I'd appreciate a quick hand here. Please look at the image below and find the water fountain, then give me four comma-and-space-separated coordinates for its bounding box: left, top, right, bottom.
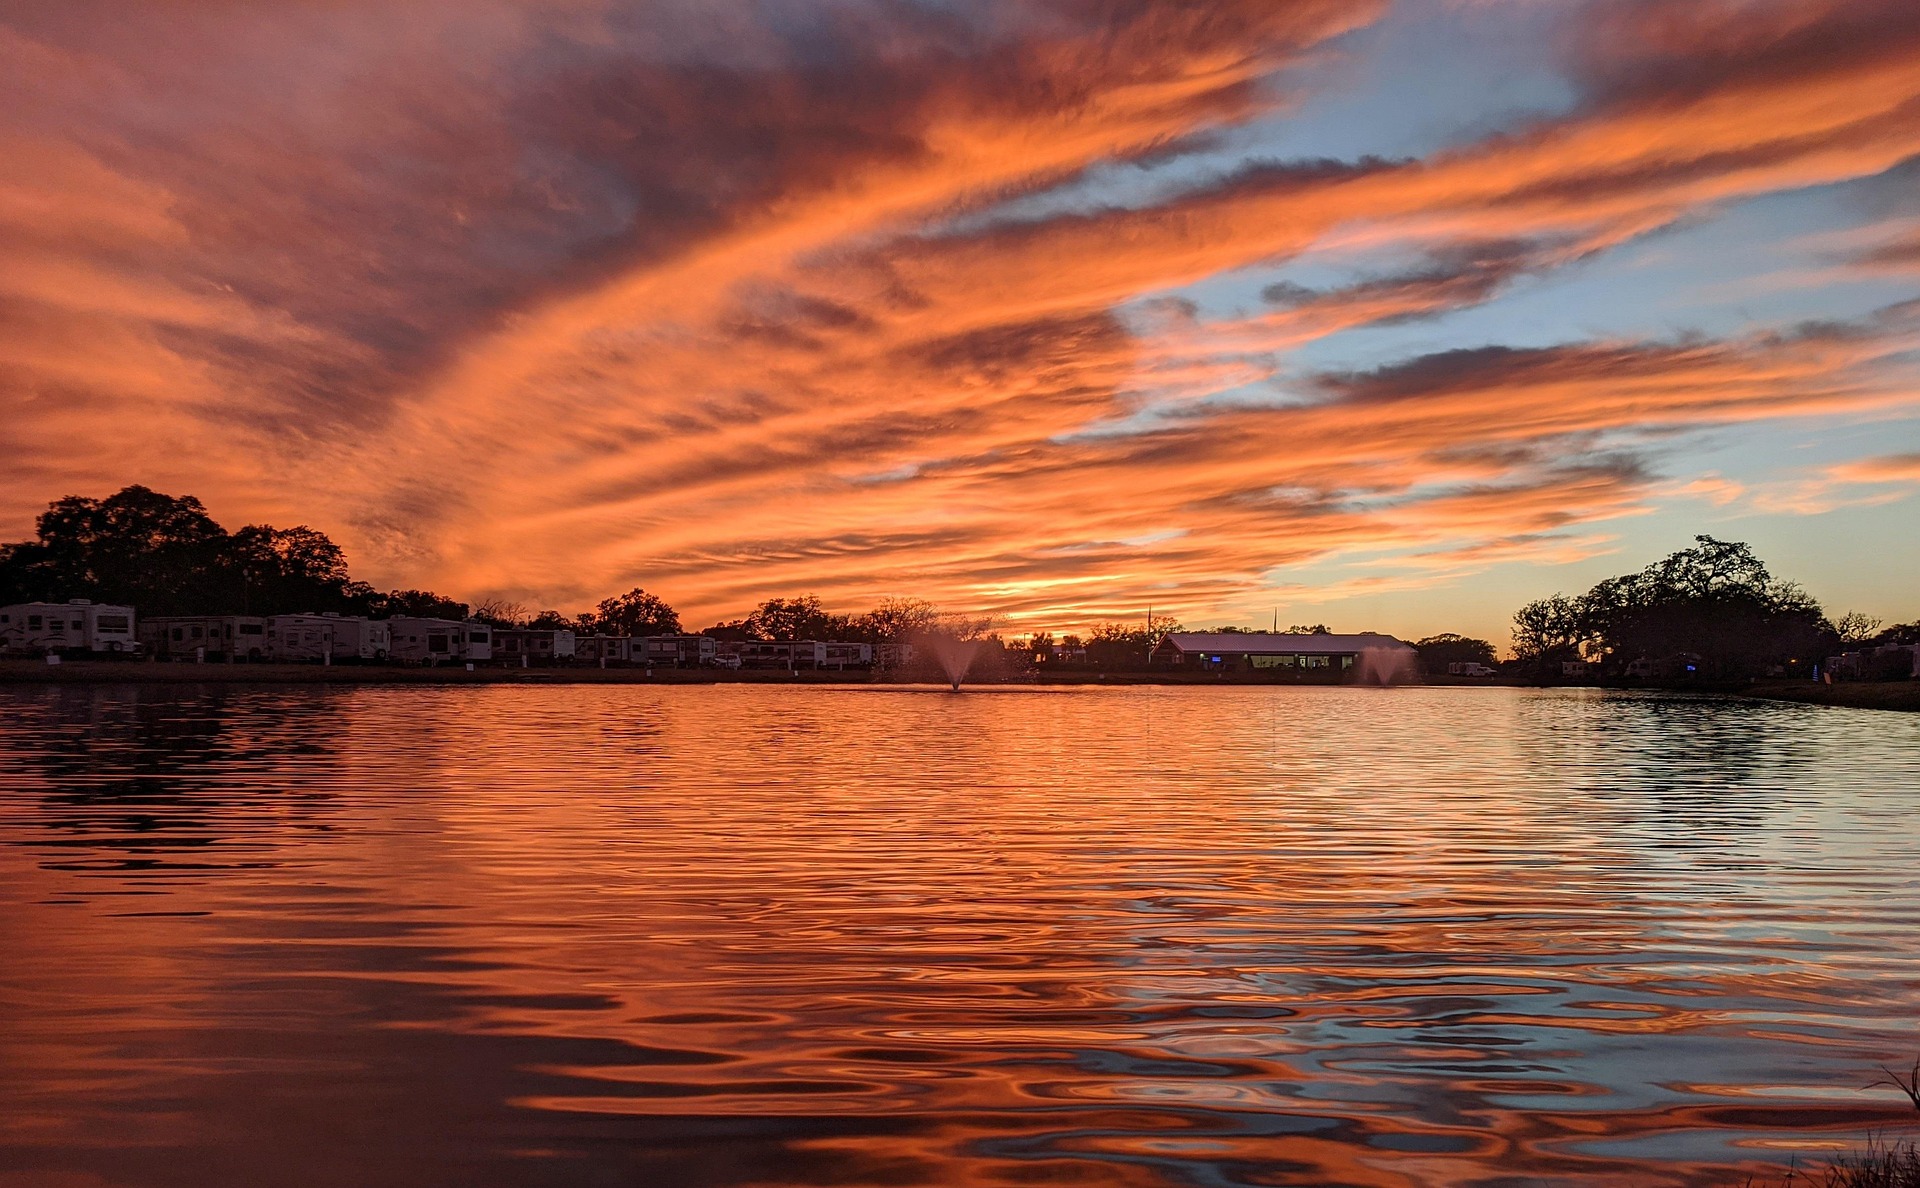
924, 634, 981, 691
1353, 646, 1419, 686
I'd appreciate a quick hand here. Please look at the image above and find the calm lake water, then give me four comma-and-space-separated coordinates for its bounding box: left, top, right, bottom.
3, 684, 1918, 1188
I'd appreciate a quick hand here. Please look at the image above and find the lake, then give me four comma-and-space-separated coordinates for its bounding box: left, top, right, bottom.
2, 684, 1918, 1187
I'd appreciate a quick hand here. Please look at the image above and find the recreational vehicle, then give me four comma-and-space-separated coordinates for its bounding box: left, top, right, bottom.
638, 635, 717, 667
492, 629, 577, 663
720, 640, 830, 669
461, 623, 493, 662
387, 617, 474, 664
575, 635, 633, 664
0, 600, 137, 655
141, 615, 269, 661
266, 614, 390, 662
820, 641, 872, 669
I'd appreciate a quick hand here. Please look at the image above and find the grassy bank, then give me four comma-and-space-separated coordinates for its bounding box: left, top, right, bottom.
1750, 1139, 1920, 1187
1743, 681, 1920, 713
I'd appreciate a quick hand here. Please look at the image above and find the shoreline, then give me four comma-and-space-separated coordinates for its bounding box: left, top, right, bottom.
1739, 680, 1920, 713
3, 661, 1914, 710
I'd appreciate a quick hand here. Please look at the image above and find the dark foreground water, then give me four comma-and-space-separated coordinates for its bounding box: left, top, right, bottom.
2, 685, 1918, 1188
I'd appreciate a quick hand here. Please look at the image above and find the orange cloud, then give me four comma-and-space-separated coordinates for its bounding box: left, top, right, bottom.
1, 0, 1917, 630
1828, 453, 1920, 483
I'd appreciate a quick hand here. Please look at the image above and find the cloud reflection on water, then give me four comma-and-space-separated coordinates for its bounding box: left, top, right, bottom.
1, 685, 1918, 1187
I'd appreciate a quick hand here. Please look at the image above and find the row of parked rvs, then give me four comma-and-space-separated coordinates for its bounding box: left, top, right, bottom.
0, 600, 877, 669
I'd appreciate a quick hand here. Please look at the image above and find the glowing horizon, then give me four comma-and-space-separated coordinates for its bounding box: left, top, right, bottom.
3, 1, 1916, 641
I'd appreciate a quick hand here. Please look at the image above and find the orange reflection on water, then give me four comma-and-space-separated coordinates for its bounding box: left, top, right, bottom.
2, 684, 1918, 1187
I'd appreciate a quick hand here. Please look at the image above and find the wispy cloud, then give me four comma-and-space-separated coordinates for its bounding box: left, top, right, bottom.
1, 0, 1917, 627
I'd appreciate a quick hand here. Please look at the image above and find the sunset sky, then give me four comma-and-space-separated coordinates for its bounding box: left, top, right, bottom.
2, 0, 1916, 641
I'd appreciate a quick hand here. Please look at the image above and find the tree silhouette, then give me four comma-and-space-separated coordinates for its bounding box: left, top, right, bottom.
595, 588, 681, 636
1413, 633, 1497, 671
1512, 536, 1835, 678
0, 485, 494, 619
856, 597, 940, 642
1086, 615, 1182, 670
744, 595, 832, 641
372, 589, 471, 621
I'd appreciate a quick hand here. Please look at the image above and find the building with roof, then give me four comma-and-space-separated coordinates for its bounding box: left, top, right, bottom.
1153, 631, 1417, 677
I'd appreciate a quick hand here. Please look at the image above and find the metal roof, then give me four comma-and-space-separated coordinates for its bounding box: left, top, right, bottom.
1160, 632, 1414, 655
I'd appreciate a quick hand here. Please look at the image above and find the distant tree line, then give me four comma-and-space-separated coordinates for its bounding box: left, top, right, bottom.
0, 486, 681, 631
14, 490, 1898, 682
2, 486, 387, 617
1510, 535, 1901, 680
0, 489, 1487, 674
0, 487, 991, 651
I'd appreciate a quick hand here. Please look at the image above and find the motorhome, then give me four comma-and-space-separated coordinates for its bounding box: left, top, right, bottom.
820, 641, 872, 669
266, 614, 390, 662
719, 640, 831, 669
492, 629, 577, 663
387, 617, 474, 664
0, 600, 137, 654
461, 623, 493, 662
576, 635, 633, 664
715, 639, 873, 670
638, 635, 717, 667
142, 615, 269, 661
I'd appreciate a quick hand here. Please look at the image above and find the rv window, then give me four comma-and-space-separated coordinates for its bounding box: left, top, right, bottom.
240, 623, 263, 635
98, 615, 130, 631
191, 625, 204, 638
50, 620, 65, 632
172, 628, 185, 641
469, 631, 486, 642
27, 615, 41, 629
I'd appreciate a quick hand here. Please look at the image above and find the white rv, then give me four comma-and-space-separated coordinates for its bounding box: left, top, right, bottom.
142, 616, 269, 661
575, 635, 633, 664
461, 623, 492, 662
492, 629, 577, 663
387, 617, 473, 664
720, 639, 830, 669
639, 635, 718, 667
266, 614, 391, 662
0, 600, 137, 654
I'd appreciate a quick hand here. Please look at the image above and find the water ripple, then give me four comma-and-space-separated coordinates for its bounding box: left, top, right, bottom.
2, 684, 1918, 1187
